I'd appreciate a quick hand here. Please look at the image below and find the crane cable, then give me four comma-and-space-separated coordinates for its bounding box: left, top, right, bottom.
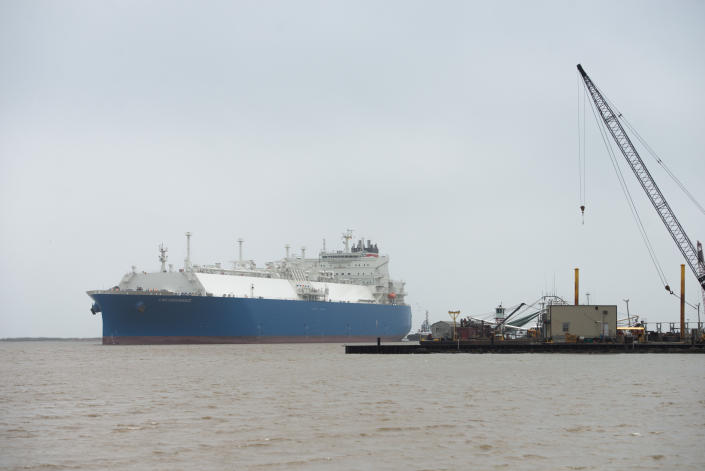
601, 95, 705, 217
577, 74, 587, 224
668, 290, 701, 310
601, 84, 705, 307
582, 81, 673, 294
471, 301, 530, 323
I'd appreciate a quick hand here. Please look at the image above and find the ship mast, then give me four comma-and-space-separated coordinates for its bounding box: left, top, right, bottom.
237, 238, 244, 266
158, 243, 168, 272
421, 310, 430, 332
342, 229, 353, 252
184, 232, 192, 271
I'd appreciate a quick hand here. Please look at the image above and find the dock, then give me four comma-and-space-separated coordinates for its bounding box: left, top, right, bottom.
345, 340, 705, 354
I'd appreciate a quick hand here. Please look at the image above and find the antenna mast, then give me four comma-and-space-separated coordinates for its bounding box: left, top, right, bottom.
158, 243, 168, 272
184, 232, 192, 271
342, 229, 353, 252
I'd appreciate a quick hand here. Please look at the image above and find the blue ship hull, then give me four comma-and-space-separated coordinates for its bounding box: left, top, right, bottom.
90, 293, 412, 344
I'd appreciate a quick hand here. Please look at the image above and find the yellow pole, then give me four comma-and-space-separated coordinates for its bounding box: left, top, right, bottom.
574, 268, 579, 306
681, 264, 686, 340
448, 311, 460, 341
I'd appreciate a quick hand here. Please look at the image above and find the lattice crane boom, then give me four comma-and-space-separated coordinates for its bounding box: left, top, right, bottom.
577, 64, 705, 291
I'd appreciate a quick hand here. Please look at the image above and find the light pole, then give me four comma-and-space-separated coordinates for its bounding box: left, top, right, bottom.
448, 311, 460, 341
687, 318, 690, 340
586, 292, 591, 305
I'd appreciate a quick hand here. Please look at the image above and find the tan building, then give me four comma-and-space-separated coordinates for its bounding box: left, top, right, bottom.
548, 305, 617, 341
431, 321, 454, 340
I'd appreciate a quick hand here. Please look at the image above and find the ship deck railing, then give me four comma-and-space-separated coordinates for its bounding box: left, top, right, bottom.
88, 288, 409, 306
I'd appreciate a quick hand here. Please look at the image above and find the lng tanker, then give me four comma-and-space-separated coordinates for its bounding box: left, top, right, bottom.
87, 231, 411, 344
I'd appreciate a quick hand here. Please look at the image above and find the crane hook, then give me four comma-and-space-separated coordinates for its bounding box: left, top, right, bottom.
580, 205, 585, 225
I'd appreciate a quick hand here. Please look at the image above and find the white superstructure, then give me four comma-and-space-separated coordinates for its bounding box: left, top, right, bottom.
110, 231, 407, 305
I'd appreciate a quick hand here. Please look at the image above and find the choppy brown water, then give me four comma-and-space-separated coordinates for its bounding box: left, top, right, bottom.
1, 341, 703, 470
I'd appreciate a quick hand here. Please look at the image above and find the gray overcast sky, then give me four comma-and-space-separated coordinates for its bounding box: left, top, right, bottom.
1, 0, 704, 337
